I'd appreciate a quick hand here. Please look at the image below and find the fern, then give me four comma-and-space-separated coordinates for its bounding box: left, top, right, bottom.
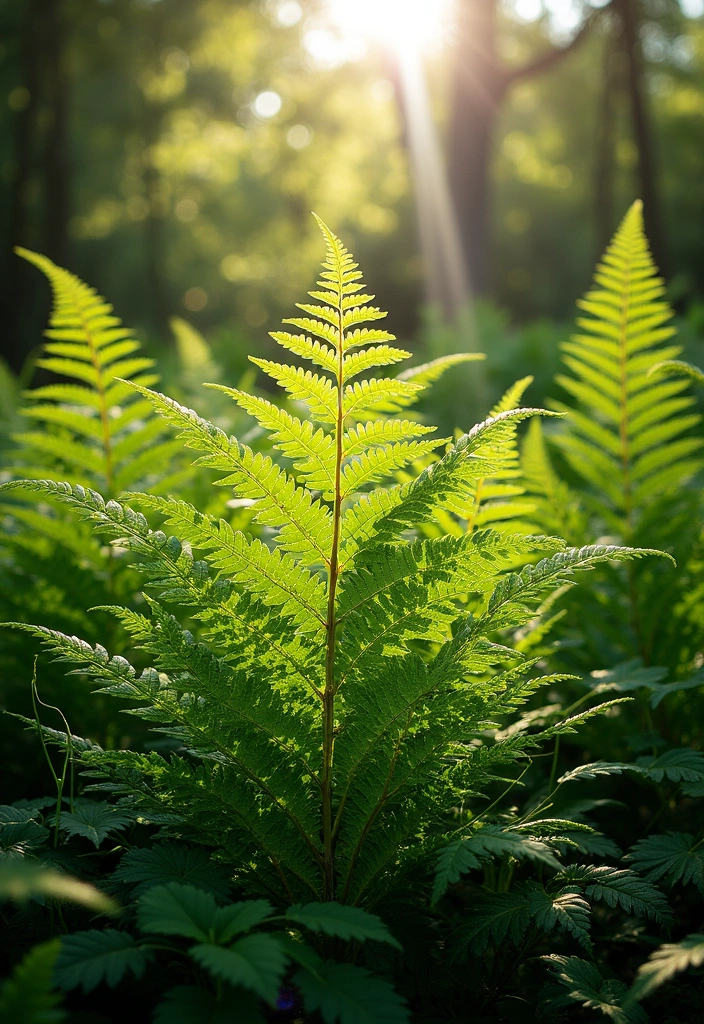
11, 248, 180, 495
552, 201, 702, 525
527, 201, 704, 674
630, 933, 704, 1001
3, 218, 655, 910
627, 833, 704, 894
544, 955, 647, 1024
451, 881, 592, 958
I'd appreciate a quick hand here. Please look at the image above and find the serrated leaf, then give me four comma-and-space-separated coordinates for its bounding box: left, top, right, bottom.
112, 843, 231, 898
137, 882, 217, 941
433, 825, 561, 903
190, 934, 287, 1004
635, 749, 704, 784
557, 864, 671, 924
285, 903, 401, 948
558, 762, 641, 785
59, 802, 133, 848
55, 930, 151, 992
544, 955, 648, 1024
627, 833, 704, 893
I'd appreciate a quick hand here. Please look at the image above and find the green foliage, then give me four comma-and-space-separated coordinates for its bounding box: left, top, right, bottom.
56, 931, 152, 993
0, 940, 65, 1024
112, 842, 231, 898
295, 962, 410, 1024
1, 218, 652, 918
11, 248, 180, 495
627, 833, 704, 894
555, 865, 671, 925
544, 955, 647, 1024
552, 200, 702, 526
58, 881, 409, 1022
58, 800, 133, 848
432, 824, 562, 904
630, 933, 704, 1001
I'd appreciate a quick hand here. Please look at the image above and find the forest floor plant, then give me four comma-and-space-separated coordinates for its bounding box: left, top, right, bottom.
1, 212, 701, 1022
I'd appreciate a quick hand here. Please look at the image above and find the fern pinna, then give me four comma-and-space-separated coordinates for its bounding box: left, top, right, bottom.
3, 218, 657, 906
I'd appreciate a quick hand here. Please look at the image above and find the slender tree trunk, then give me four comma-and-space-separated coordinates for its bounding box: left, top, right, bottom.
448, 0, 506, 297
43, 0, 70, 268
618, 0, 667, 271
3, 0, 42, 372
137, 3, 170, 335
594, 34, 617, 257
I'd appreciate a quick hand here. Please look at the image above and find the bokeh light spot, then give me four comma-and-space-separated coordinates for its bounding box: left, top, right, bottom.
276, 1, 303, 27
253, 90, 282, 119
175, 198, 199, 222
287, 124, 313, 149
184, 287, 208, 311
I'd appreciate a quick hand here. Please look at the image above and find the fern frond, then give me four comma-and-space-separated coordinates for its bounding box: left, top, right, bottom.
627, 833, 704, 894
12, 248, 172, 496
341, 408, 557, 558
556, 864, 671, 924
248, 359, 338, 423
205, 386, 337, 496
125, 387, 334, 567
544, 956, 648, 1024
269, 332, 338, 374
451, 882, 591, 959
397, 352, 485, 387
630, 933, 704, 1001
552, 201, 703, 525
127, 493, 328, 631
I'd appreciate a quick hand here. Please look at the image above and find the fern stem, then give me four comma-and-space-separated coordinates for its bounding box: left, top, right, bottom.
321, 277, 346, 901
71, 279, 114, 494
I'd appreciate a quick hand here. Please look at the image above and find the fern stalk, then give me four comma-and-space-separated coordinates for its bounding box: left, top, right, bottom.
322, 235, 347, 902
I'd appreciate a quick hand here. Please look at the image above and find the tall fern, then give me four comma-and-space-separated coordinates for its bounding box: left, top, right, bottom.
3, 218, 654, 905
11, 249, 185, 496
526, 202, 704, 671
551, 200, 702, 533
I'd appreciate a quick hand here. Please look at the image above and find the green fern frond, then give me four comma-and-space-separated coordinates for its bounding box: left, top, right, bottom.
627, 832, 704, 894
630, 933, 704, 1001
544, 956, 648, 1024
12, 248, 174, 496
552, 201, 703, 526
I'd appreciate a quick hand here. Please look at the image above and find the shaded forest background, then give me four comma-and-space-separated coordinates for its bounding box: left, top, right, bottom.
1, 0, 703, 387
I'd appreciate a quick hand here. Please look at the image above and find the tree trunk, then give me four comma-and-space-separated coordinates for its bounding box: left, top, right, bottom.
448, 0, 506, 298
43, 0, 70, 268
618, 0, 667, 272
3, 0, 42, 372
594, 33, 618, 258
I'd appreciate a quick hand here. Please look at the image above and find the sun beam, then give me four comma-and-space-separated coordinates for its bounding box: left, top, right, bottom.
327, 0, 454, 53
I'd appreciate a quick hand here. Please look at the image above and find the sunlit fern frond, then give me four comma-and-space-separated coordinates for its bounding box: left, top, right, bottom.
11, 248, 182, 496
552, 201, 703, 533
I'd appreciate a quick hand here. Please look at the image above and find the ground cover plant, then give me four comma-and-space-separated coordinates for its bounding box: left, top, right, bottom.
1, 207, 703, 1022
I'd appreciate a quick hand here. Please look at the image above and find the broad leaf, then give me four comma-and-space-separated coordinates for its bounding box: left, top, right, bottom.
55, 930, 151, 992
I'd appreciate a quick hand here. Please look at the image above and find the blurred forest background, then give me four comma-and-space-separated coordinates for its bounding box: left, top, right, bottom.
1, 0, 703, 413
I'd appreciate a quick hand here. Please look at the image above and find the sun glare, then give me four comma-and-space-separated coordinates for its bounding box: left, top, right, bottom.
327, 0, 454, 53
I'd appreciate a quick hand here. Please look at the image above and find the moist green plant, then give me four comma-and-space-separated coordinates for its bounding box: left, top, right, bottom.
1, 217, 655, 913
